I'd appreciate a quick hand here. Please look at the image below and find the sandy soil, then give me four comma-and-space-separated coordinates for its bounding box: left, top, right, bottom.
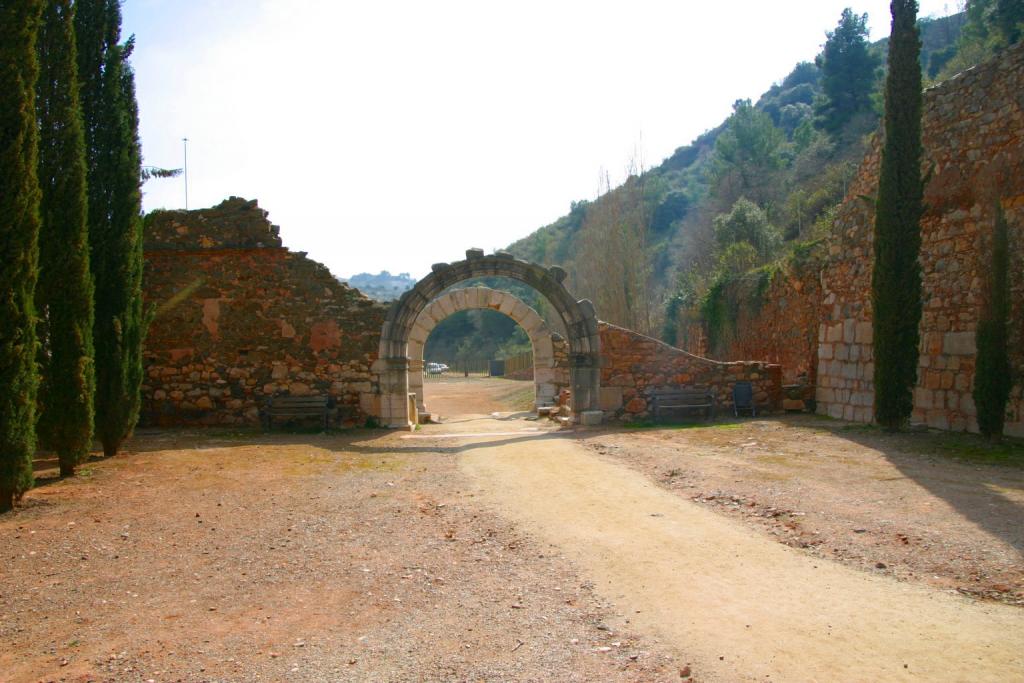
458, 424, 1024, 682
422, 376, 535, 420
584, 417, 1024, 605
4, 378, 1023, 682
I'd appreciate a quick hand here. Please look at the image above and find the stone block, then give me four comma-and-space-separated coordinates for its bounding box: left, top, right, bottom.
510, 301, 532, 324
854, 321, 873, 344
826, 322, 843, 343
843, 319, 856, 344
915, 387, 933, 409
624, 397, 647, 413
834, 344, 849, 361
926, 411, 950, 431
409, 322, 429, 345
954, 373, 970, 392
947, 391, 960, 410
523, 315, 547, 338
533, 364, 555, 381
943, 331, 975, 356
599, 386, 624, 411
498, 295, 518, 316
579, 410, 604, 426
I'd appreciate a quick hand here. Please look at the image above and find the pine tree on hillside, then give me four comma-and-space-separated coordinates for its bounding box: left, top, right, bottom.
995, 0, 1023, 45
872, 0, 924, 431
816, 9, 881, 134
36, 0, 95, 477
0, 0, 44, 512
75, 0, 146, 456
973, 203, 1012, 441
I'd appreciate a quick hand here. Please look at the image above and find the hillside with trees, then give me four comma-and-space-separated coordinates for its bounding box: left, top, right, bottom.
506, 3, 1018, 349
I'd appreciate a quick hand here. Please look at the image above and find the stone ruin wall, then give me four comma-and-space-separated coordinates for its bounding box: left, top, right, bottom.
816, 42, 1024, 435
714, 44, 1024, 435
141, 196, 783, 428
700, 258, 823, 389
142, 197, 387, 427
598, 323, 782, 421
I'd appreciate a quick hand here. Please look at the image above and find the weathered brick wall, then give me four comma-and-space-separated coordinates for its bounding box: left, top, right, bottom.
142, 198, 387, 427
598, 322, 782, 421
815, 43, 1024, 435
704, 256, 823, 386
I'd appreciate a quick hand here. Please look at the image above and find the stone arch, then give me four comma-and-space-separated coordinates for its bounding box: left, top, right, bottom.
375, 249, 600, 428
408, 287, 560, 417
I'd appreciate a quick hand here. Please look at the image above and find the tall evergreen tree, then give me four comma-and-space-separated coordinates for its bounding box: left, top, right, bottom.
0, 0, 44, 512
872, 0, 924, 431
75, 0, 145, 456
973, 203, 1012, 441
36, 0, 95, 476
815, 9, 881, 133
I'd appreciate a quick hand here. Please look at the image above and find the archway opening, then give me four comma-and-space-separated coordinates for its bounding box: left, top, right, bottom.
376, 250, 600, 428
421, 308, 537, 421
404, 286, 565, 422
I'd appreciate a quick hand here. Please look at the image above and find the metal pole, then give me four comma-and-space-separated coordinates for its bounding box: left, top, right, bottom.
183, 137, 189, 209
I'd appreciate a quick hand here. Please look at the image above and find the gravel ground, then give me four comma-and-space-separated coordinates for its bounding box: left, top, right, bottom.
1, 428, 684, 683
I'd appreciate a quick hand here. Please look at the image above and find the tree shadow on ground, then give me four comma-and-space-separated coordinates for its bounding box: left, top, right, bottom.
580, 413, 1024, 557
805, 420, 1024, 555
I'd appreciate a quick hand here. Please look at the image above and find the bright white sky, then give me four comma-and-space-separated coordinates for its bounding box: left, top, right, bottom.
124, 0, 955, 280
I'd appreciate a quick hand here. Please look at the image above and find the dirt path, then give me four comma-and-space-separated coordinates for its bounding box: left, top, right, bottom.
6, 379, 1022, 681
428, 419, 1024, 681
1, 426, 681, 682
422, 376, 535, 419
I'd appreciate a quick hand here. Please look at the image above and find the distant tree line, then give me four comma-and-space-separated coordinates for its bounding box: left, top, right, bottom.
1, 0, 146, 512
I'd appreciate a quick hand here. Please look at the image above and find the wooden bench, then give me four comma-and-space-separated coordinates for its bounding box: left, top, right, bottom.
261, 395, 335, 430
651, 388, 716, 422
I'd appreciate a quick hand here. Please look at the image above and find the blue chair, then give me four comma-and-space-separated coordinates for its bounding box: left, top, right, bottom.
733, 381, 756, 417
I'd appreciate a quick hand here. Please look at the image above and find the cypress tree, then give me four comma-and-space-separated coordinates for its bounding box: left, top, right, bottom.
36, 0, 95, 477
0, 0, 44, 512
872, 0, 924, 431
75, 1, 145, 456
973, 203, 1011, 441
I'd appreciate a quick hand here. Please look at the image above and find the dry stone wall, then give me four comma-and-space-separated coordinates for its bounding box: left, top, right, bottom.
598, 322, 782, 421
816, 42, 1024, 435
142, 198, 387, 427
703, 257, 823, 387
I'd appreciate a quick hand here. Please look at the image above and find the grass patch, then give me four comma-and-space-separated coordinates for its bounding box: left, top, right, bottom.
922, 433, 1024, 467
837, 423, 880, 433
822, 420, 1024, 467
